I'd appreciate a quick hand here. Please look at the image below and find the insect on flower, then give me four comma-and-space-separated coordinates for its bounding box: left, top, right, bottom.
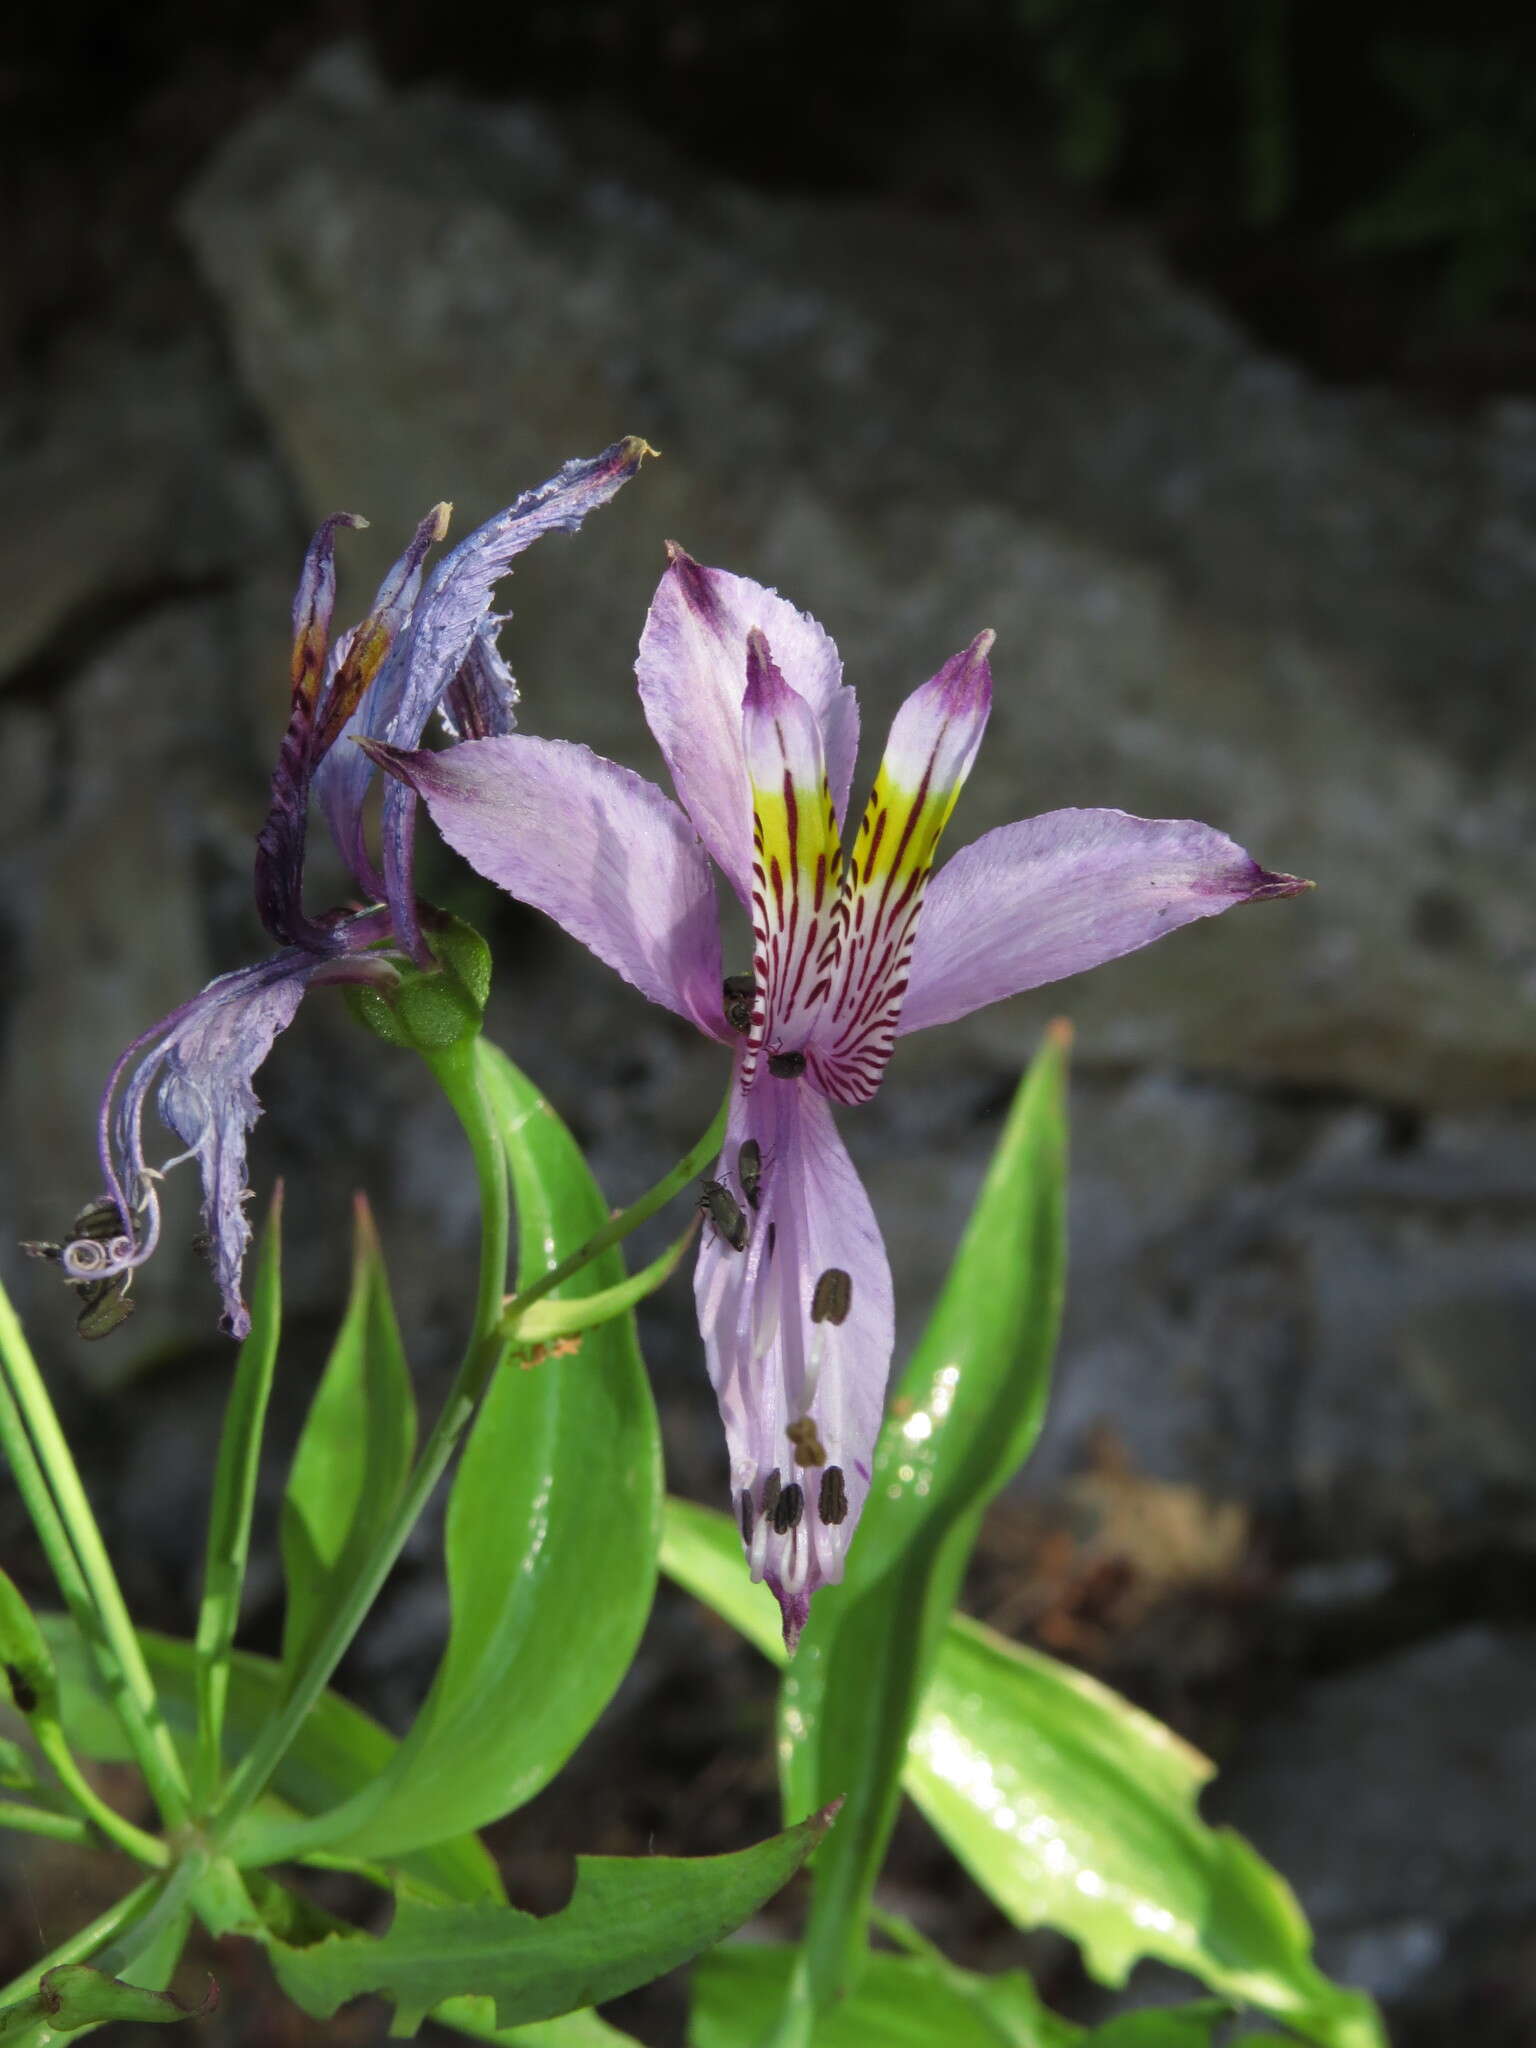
699, 1178, 749, 1252
371, 545, 1309, 1644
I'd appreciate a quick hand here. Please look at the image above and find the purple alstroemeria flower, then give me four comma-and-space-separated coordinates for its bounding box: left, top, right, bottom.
370, 549, 1308, 1645
44, 441, 649, 1339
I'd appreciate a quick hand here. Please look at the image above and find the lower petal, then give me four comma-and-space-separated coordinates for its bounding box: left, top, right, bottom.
694, 1076, 894, 1649
899, 808, 1311, 1036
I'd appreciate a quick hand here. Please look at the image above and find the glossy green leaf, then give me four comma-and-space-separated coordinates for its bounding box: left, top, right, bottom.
507, 1218, 698, 1349
280, 1195, 417, 1679
193, 1195, 282, 1803
692, 1945, 1079, 2048
268, 1806, 835, 2034
242, 1044, 664, 1864
38, 1615, 499, 1905
661, 1501, 1385, 2048
780, 1027, 1070, 2011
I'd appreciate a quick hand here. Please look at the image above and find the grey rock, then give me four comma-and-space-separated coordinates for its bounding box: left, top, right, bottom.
180, 45, 1536, 1108
1209, 1627, 1536, 1945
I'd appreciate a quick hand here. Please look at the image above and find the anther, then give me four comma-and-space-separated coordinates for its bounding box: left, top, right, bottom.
760, 1467, 783, 1521
819, 1466, 848, 1525
739, 1488, 755, 1545
768, 1050, 806, 1080
810, 1267, 852, 1326
772, 1481, 805, 1534
787, 1416, 827, 1468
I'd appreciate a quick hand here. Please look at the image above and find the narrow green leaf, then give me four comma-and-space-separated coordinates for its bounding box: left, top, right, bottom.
38, 1614, 499, 1905
780, 1026, 1070, 2009
692, 1946, 1080, 2048
280, 1195, 417, 1678
193, 1194, 283, 1803
268, 1807, 836, 2035
247, 1043, 664, 1863
662, 1502, 1385, 2048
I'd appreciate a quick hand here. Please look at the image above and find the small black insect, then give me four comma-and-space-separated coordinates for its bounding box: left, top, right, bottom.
737, 1139, 763, 1210
698, 1178, 748, 1252
818, 1466, 849, 1525
5, 1662, 38, 1714
22, 1196, 128, 1269
722, 972, 755, 1036
73, 1275, 136, 1341
810, 1267, 852, 1326
767, 1050, 806, 1080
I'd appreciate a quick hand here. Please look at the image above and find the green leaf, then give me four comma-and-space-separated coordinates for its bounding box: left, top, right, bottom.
661, 1501, 1386, 2048
193, 1194, 282, 1803
38, 1614, 499, 1905
241, 1045, 664, 1864
268, 1807, 836, 2035
692, 1945, 1080, 2048
507, 1218, 698, 1349
779, 1026, 1070, 2009
1081, 2011, 1225, 2047
280, 1195, 417, 1678
434, 1996, 643, 2046
5, 1964, 214, 2035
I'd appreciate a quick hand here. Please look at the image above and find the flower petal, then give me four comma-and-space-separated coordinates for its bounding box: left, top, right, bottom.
899, 808, 1312, 1035
636, 550, 858, 902
369, 735, 723, 1035
695, 1075, 894, 1650
312, 438, 652, 948
809, 632, 992, 1104
740, 631, 845, 1088
94, 952, 319, 1338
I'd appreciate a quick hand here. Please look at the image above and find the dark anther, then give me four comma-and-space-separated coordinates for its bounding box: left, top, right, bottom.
737, 1139, 763, 1210
723, 972, 755, 1035
4, 1663, 37, 1715
787, 1416, 827, 1467
760, 1467, 783, 1520
772, 1481, 805, 1534
767, 1222, 777, 1258
698, 1178, 748, 1251
819, 1466, 848, 1525
768, 1050, 806, 1079
739, 1488, 755, 1545
810, 1267, 852, 1326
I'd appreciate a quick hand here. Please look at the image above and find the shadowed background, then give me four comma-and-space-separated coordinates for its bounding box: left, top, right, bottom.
3, 6, 1535, 2041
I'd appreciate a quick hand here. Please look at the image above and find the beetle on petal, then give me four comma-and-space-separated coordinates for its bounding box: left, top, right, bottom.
371, 546, 1309, 1646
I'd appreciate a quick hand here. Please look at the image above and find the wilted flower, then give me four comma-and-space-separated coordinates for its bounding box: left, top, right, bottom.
370, 549, 1310, 1645
36, 441, 648, 1338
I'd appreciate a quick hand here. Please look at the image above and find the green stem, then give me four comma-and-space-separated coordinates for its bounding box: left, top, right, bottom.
205, 1037, 511, 1851
0, 1284, 189, 1831
29, 1727, 169, 1867
0, 1800, 95, 1847
499, 1083, 731, 1330
0, 1877, 158, 2011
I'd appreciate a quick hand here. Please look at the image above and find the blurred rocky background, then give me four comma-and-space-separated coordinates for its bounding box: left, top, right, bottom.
3, 6, 1536, 2042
